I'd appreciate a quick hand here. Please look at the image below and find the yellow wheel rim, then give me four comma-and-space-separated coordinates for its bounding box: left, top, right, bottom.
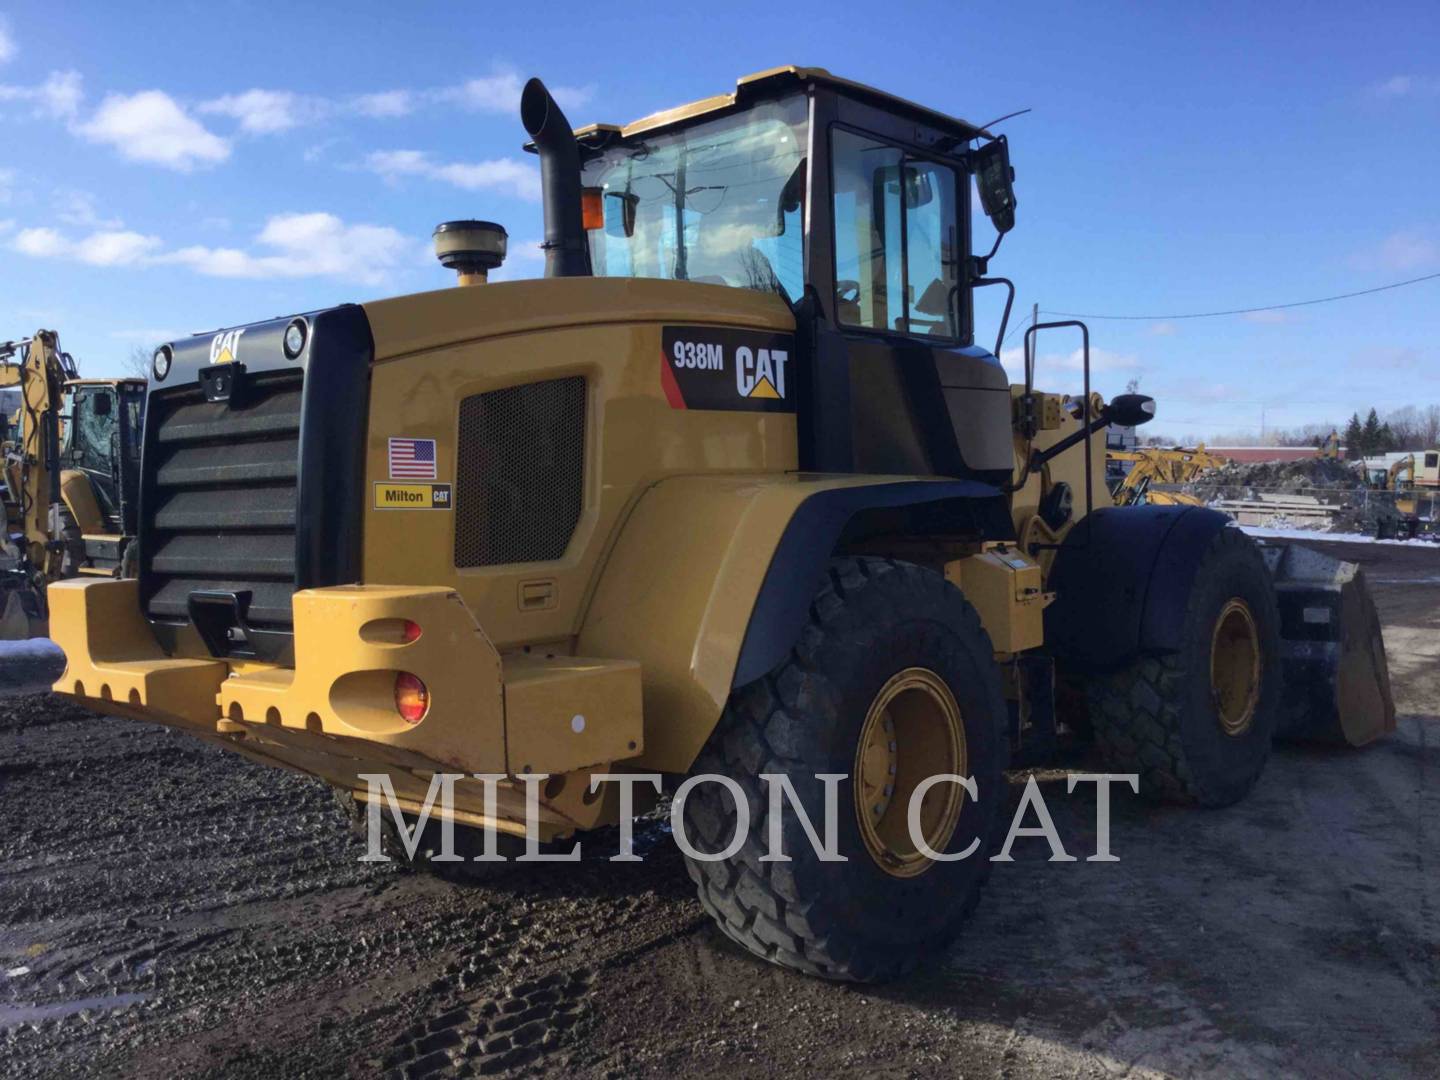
854, 668, 967, 879
1210, 598, 1261, 737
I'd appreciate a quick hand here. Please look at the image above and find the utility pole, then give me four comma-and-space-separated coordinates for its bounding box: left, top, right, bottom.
1027, 302, 1038, 382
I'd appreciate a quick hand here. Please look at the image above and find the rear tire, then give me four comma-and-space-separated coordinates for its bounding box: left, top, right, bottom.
1087, 528, 1281, 806
681, 557, 1009, 982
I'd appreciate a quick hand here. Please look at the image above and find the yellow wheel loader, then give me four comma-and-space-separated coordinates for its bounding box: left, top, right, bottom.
0, 332, 145, 636
50, 68, 1394, 982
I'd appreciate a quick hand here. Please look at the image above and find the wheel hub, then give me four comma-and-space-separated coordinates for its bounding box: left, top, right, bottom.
854, 668, 967, 878
1210, 598, 1261, 737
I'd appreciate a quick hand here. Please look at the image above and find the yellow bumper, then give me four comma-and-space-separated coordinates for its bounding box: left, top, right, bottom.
50, 580, 643, 834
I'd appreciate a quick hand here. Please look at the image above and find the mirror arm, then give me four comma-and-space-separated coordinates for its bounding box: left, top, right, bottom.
1027, 410, 1112, 473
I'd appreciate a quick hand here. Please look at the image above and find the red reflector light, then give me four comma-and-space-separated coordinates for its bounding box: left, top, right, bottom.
394, 672, 428, 724
402, 620, 422, 643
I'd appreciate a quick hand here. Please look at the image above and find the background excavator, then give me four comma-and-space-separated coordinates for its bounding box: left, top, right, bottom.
0, 330, 145, 637
1108, 444, 1227, 506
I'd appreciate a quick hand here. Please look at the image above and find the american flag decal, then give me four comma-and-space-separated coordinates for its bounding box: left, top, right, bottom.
388, 437, 437, 480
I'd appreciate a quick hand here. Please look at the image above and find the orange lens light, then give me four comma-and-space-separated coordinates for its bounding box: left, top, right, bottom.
581, 187, 604, 231
394, 672, 429, 724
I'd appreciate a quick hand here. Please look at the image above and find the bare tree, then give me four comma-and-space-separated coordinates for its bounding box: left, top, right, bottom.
122, 346, 152, 380
1423, 405, 1440, 448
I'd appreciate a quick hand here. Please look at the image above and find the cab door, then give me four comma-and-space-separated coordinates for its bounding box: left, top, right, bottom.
63, 386, 122, 532
822, 126, 1013, 485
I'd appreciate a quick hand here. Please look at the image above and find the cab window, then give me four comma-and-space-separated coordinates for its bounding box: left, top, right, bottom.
831, 128, 961, 337
581, 95, 807, 300
68, 389, 118, 475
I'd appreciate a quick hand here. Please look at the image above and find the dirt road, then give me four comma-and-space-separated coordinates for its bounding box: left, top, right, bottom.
2, 537, 1436, 1078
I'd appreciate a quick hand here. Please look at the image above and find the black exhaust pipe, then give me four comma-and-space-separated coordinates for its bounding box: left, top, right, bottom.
521, 78, 590, 278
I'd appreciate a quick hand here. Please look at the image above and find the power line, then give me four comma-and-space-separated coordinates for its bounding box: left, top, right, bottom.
1043, 270, 1440, 321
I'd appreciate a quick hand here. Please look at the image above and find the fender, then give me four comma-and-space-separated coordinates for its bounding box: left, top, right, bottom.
1044, 504, 1233, 671
576, 475, 1006, 772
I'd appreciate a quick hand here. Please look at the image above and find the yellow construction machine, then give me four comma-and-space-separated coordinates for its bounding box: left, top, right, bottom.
49, 68, 1395, 982
1108, 444, 1226, 506
0, 331, 145, 636
1364, 453, 1438, 539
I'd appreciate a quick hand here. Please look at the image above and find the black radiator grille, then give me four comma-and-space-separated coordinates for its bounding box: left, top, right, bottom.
141, 372, 302, 629
454, 376, 586, 567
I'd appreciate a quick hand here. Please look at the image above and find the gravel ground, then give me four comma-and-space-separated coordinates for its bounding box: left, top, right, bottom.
1, 537, 1436, 1078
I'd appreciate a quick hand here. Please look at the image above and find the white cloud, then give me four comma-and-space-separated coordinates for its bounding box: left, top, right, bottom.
999, 345, 1140, 382
87, 230, 163, 265
13, 226, 69, 257
159, 212, 413, 285
1371, 74, 1440, 99
0, 69, 83, 120
1359, 347, 1422, 371
0, 218, 14, 235
39, 70, 82, 119
435, 69, 592, 114
110, 328, 183, 343
12, 226, 160, 265
54, 190, 122, 229
76, 90, 229, 170
0, 166, 12, 204
352, 90, 413, 118
365, 149, 538, 200
200, 89, 329, 134
487, 238, 545, 282
12, 211, 412, 285
0, 19, 14, 65
1351, 228, 1438, 273
1148, 321, 1178, 336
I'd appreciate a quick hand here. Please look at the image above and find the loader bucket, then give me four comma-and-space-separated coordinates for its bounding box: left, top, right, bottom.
1257, 541, 1395, 747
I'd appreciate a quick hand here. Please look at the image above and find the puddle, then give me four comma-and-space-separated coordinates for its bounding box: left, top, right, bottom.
0, 993, 146, 1027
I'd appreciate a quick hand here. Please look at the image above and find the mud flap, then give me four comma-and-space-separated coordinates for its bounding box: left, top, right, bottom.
1257, 542, 1395, 747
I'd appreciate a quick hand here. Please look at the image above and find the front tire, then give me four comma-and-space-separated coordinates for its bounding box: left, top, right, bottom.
681, 557, 1009, 983
1087, 528, 1281, 807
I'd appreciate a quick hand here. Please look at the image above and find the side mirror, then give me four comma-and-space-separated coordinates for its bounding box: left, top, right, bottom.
973, 135, 1017, 234
604, 191, 639, 238
1106, 393, 1156, 427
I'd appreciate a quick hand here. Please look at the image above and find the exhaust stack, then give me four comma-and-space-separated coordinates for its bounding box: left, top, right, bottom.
521, 77, 590, 278
433, 220, 507, 286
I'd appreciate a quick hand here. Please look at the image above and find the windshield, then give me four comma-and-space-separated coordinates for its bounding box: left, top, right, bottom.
580, 95, 807, 299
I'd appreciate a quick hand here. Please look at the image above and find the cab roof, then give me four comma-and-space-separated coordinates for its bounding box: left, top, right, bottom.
66, 377, 146, 388
568, 66, 995, 145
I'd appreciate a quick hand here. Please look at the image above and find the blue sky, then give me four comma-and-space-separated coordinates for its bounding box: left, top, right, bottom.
1, 1, 1437, 440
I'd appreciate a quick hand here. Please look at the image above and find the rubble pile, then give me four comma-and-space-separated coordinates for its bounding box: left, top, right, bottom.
1204, 456, 1362, 496
1187, 457, 1427, 536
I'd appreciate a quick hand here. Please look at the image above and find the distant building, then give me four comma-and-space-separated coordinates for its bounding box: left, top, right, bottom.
1107, 425, 1138, 451
1203, 446, 1343, 464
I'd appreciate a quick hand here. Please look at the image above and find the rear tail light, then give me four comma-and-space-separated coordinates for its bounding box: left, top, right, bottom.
394, 672, 428, 724
401, 619, 422, 643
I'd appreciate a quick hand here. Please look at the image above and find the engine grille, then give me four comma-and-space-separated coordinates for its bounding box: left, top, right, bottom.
141, 371, 302, 631
454, 377, 585, 567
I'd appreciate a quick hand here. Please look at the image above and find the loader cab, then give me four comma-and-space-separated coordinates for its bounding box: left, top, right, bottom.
571, 67, 1016, 484
61, 378, 146, 537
